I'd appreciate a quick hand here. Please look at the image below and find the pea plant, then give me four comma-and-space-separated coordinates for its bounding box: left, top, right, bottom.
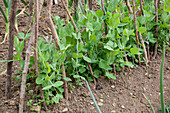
11, 0, 170, 111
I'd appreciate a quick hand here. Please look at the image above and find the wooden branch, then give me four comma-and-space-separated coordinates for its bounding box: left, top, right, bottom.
101, 0, 108, 34
5, 0, 17, 99
46, 0, 68, 100
125, 0, 133, 14
153, 0, 158, 59
34, 0, 47, 110
132, 0, 141, 65
139, 33, 148, 64
61, 0, 97, 88
19, 1, 43, 112
140, 0, 150, 61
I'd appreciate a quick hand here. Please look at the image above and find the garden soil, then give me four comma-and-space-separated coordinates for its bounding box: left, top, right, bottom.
0, 0, 170, 113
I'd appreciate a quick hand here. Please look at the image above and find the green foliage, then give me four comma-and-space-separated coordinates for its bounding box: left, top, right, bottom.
12, 0, 170, 108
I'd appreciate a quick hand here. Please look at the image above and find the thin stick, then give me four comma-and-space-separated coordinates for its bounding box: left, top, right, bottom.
139, 32, 148, 64
46, 0, 68, 100
5, 0, 17, 99
19, 1, 43, 112
61, 0, 97, 88
153, 0, 158, 59
101, 0, 108, 34
140, 0, 150, 61
132, 0, 141, 65
125, 0, 133, 14
34, 0, 47, 110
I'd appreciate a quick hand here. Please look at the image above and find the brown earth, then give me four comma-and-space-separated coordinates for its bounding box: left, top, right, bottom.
0, 0, 170, 113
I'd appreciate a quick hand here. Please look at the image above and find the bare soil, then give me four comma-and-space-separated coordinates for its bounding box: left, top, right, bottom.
0, 0, 170, 113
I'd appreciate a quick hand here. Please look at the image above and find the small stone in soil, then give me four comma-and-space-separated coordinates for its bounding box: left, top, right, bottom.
98, 102, 103, 106
62, 108, 68, 112
96, 84, 103, 90
111, 110, 116, 113
121, 105, 125, 109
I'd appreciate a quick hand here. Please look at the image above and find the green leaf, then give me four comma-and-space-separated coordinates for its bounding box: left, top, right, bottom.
93, 69, 101, 78
83, 56, 92, 63
36, 77, 44, 84
46, 62, 51, 74
19, 41, 25, 53
163, 0, 170, 12
124, 61, 134, 68
25, 33, 31, 39
79, 67, 86, 73
0, 60, 14, 62
18, 32, 25, 39
3, 0, 8, 8
95, 10, 103, 18
167, 47, 170, 50
147, 32, 157, 43
52, 94, 63, 103
50, 72, 55, 80
63, 77, 72, 81
86, 23, 93, 31
123, 29, 135, 37
93, 22, 101, 31
104, 45, 113, 51
78, 42, 83, 52
130, 47, 140, 55
105, 72, 116, 79
138, 27, 147, 34
0, 6, 8, 23
53, 81, 64, 87
42, 85, 52, 90
90, 34, 97, 43
99, 60, 111, 70
73, 75, 81, 78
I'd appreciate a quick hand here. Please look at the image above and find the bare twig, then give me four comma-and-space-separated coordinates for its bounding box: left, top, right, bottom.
132, 0, 141, 65
101, 0, 108, 34
5, 0, 17, 99
19, 1, 43, 113
34, 0, 47, 110
153, 0, 158, 59
140, 0, 150, 61
46, 0, 68, 100
89, 0, 92, 10
22, 0, 34, 61
61, 0, 97, 88
125, 0, 133, 14
139, 33, 148, 64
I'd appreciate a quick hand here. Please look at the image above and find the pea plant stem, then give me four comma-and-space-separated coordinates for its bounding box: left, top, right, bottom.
46, 0, 68, 100
5, 0, 17, 99
19, 1, 43, 112
34, 0, 47, 110
132, 0, 141, 65
61, 0, 97, 88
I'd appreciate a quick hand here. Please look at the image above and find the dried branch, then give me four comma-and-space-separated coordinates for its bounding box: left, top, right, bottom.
139, 33, 148, 64
61, 0, 97, 88
153, 0, 158, 59
101, 0, 108, 34
46, 0, 68, 100
5, 0, 17, 99
34, 0, 47, 110
132, 0, 141, 65
140, 0, 150, 61
19, 0, 43, 113
125, 0, 133, 14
